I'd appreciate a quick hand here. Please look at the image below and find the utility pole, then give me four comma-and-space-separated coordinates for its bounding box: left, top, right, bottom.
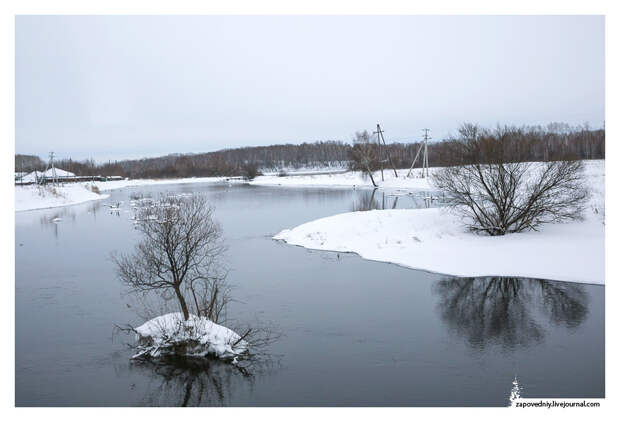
406, 143, 424, 178
373, 124, 384, 182
422, 129, 431, 178
374, 123, 398, 178
43, 151, 58, 185
372, 123, 398, 180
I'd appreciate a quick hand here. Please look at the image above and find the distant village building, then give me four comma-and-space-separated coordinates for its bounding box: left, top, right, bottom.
15, 168, 123, 185
18, 168, 76, 184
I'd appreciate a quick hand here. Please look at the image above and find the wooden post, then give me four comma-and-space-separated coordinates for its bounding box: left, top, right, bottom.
374, 124, 384, 182
406, 143, 424, 177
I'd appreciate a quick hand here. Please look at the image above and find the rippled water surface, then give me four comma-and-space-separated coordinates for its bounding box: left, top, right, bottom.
15, 183, 604, 406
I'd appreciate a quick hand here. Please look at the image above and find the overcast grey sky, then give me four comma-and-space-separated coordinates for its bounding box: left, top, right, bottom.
16, 15, 604, 161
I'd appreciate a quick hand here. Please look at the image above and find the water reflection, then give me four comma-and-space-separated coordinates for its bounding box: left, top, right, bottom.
351, 189, 444, 212
38, 208, 77, 239
128, 357, 257, 406
434, 277, 589, 350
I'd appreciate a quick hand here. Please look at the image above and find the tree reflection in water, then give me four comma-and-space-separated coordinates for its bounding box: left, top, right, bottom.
351, 189, 444, 212
434, 277, 589, 350
129, 356, 264, 406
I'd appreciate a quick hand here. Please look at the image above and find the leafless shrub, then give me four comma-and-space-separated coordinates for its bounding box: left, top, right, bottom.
88, 184, 101, 194
242, 163, 261, 181
432, 124, 589, 235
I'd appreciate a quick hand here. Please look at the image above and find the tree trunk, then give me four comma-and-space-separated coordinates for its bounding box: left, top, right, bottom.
174, 286, 190, 321
366, 167, 377, 187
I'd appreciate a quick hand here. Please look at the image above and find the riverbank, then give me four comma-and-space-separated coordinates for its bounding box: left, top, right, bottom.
250, 167, 434, 190
274, 160, 605, 284
14, 177, 226, 212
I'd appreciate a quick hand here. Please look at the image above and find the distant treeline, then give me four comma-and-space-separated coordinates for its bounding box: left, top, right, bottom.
15, 123, 604, 179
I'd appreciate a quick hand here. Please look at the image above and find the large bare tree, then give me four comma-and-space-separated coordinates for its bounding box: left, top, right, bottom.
114, 195, 228, 321
432, 124, 589, 235
349, 130, 379, 187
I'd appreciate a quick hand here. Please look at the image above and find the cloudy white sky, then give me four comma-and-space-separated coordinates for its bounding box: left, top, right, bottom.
16, 15, 604, 161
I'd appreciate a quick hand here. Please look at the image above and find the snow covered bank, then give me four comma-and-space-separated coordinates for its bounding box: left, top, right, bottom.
15, 176, 226, 212
15, 183, 110, 212
251, 167, 434, 190
274, 207, 604, 284
274, 160, 605, 284
253, 160, 605, 192
133, 313, 248, 361
94, 176, 227, 192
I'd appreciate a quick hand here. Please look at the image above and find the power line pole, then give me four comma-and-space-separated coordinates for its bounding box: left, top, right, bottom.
374, 123, 398, 178
373, 124, 384, 182
43, 151, 58, 185
422, 128, 431, 178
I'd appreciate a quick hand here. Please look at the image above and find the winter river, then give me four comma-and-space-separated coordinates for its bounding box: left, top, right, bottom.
15, 183, 604, 406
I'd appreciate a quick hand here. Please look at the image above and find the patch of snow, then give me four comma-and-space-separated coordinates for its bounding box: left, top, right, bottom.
133, 313, 247, 361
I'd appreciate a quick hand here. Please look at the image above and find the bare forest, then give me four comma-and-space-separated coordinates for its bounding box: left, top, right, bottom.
16, 123, 604, 179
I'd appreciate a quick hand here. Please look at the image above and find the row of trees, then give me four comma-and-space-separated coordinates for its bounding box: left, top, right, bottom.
16, 123, 604, 179
14, 154, 45, 173
350, 123, 604, 176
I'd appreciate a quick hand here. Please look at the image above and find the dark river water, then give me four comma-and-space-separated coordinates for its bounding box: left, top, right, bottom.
15, 183, 604, 406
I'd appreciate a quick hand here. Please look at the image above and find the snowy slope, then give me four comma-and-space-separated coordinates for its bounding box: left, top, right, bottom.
15, 183, 110, 212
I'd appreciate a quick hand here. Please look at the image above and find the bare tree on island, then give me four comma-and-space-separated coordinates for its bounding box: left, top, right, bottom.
113, 194, 279, 364
432, 124, 589, 236
350, 130, 379, 187
113, 195, 229, 322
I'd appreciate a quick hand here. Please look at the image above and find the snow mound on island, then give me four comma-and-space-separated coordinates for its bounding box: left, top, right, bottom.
133, 313, 248, 361
274, 207, 604, 284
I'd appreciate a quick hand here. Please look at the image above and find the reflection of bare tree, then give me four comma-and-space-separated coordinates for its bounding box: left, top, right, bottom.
352, 189, 380, 211
434, 277, 588, 350
351, 189, 402, 212
130, 356, 265, 406
351, 189, 445, 212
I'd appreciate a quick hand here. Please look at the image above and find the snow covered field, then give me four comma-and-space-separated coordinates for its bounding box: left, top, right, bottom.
274, 160, 605, 284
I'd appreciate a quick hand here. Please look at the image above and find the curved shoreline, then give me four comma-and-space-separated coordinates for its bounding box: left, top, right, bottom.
273, 208, 605, 285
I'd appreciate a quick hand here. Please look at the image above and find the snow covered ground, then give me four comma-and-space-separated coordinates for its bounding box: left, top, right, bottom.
15, 183, 111, 212
274, 160, 605, 284
15, 176, 226, 212
134, 313, 247, 361
251, 167, 435, 190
